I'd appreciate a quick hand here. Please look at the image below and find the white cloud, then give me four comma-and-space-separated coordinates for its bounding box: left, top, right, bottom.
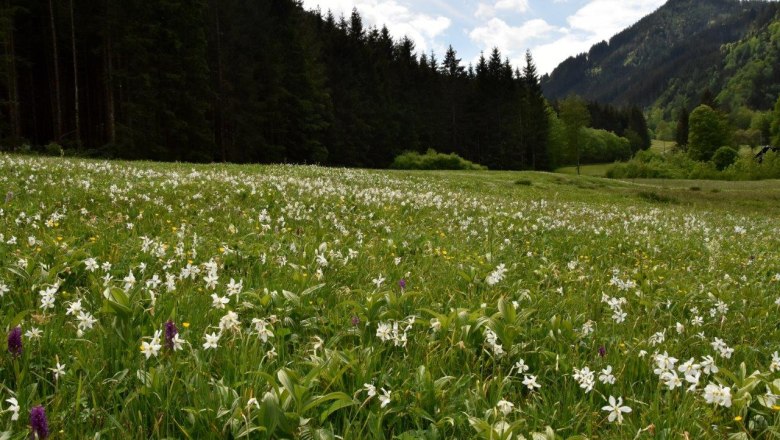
469, 18, 555, 57
529, 34, 595, 76
566, 0, 665, 42
301, 0, 451, 54
475, 0, 529, 19
495, 0, 529, 13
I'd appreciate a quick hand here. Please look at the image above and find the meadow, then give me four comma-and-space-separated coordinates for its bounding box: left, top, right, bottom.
1, 154, 779, 439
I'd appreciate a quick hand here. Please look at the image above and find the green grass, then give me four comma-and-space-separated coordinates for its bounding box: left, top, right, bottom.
1, 154, 780, 439
554, 163, 615, 177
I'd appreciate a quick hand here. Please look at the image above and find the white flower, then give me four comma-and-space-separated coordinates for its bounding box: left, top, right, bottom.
678, 358, 702, 384
372, 274, 385, 289
703, 383, 732, 407
203, 271, 219, 290
84, 258, 99, 272
203, 332, 220, 350
599, 366, 616, 385
172, 333, 185, 351
211, 293, 229, 309
219, 311, 240, 332
378, 388, 391, 408
363, 383, 377, 398
77, 311, 98, 333
25, 327, 42, 340
661, 370, 682, 390
226, 278, 243, 297
0, 281, 8, 297
140, 330, 162, 359
5, 397, 19, 421
123, 271, 136, 291
580, 320, 595, 336
573, 366, 595, 393
251, 318, 274, 343
496, 399, 514, 416
50, 361, 66, 380
486, 263, 507, 286
493, 421, 511, 436
512, 359, 530, 375
770, 351, 780, 373
66, 299, 83, 316
653, 352, 677, 375
701, 355, 719, 375
522, 374, 541, 391
376, 322, 393, 342
602, 395, 632, 424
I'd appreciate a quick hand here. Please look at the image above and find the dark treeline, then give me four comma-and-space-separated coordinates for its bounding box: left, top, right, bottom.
0, 0, 634, 169
586, 102, 651, 152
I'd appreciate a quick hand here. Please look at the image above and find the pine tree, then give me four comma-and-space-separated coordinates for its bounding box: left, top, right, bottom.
521, 50, 550, 170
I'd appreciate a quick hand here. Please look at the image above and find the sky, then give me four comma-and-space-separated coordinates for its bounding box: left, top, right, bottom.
299, 0, 668, 75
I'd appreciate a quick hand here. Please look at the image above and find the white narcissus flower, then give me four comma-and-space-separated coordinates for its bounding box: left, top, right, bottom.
496, 399, 514, 416
363, 383, 377, 398
704, 383, 732, 407
211, 293, 229, 309
140, 330, 162, 359
84, 257, 99, 272
522, 374, 541, 391
6, 397, 20, 421
378, 388, 391, 408
770, 351, 780, 373
50, 361, 66, 380
486, 263, 507, 286
599, 365, 616, 385
203, 332, 220, 350
602, 395, 632, 424
172, 333, 186, 351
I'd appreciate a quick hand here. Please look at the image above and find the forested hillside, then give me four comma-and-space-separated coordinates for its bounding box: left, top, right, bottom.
0, 0, 563, 170
542, 0, 780, 114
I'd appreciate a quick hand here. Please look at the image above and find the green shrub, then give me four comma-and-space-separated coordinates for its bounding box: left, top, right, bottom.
44, 142, 64, 157
607, 150, 780, 181
390, 149, 487, 170
580, 128, 632, 164
711, 146, 739, 171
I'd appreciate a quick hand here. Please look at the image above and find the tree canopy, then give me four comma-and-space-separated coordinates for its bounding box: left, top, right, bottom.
0, 0, 647, 171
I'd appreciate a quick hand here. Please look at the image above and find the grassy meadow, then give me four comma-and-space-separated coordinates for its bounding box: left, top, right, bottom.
1, 154, 780, 439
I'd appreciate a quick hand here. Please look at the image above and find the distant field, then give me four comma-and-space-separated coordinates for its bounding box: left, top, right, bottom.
554, 163, 614, 176
1, 155, 779, 439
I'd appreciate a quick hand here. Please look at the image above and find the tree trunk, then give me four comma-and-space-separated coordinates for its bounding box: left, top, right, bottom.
70, 0, 80, 147
213, 0, 225, 162
103, 0, 115, 146
49, 0, 62, 141
4, 0, 20, 141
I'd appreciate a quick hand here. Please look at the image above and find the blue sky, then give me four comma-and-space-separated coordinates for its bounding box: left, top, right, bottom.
300, 0, 667, 75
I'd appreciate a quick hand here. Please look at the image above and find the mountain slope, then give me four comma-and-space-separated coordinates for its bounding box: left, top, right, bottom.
541, 0, 780, 110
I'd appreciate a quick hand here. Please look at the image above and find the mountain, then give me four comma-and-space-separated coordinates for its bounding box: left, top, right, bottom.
541, 0, 780, 113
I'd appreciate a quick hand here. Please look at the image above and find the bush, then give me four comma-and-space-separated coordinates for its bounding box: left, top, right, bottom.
390, 149, 487, 170
711, 147, 739, 171
44, 142, 64, 157
580, 128, 632, 164
606, 150, 780, 180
